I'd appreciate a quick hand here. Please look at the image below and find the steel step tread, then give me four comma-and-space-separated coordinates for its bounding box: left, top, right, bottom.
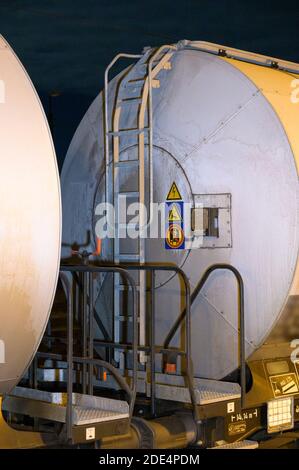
152, 375, 241, 405
73, 406, 128, 425
210, 440, 258, 449
5, 387, 129, 426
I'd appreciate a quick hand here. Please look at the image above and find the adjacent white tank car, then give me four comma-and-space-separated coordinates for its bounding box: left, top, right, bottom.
0, 36, 61, 394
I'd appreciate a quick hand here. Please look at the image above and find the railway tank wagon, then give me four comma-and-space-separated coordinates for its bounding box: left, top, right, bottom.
2, 37, 299, 449
61, 40, 299, 391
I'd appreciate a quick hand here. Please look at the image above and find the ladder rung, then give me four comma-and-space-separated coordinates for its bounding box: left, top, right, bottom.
138, 61, 155, 67
126, 78, 160, 88
114, 160, 139, 167
117, 98, 142, 106
117, 223, 139, 229
139, 60, 171, 70
118, 191, 139, 198
108, 128, 149, 137
118, 254, 140, 261
126, 77, 146, 84
115, 284, 140, 291
114, 315, 133, 322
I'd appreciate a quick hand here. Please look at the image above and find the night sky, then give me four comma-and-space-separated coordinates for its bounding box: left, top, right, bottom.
1, 0, 299, 169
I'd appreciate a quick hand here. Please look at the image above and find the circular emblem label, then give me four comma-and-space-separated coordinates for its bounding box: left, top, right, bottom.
165, 224, 184, 249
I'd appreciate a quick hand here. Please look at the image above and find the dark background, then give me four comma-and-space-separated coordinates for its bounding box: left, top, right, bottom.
1, 0, 299, 169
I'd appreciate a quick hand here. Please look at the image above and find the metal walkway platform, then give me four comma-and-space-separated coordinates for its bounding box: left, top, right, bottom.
210, 440, 258, 449
149, 374, 241, 405
3, 387, 129, 426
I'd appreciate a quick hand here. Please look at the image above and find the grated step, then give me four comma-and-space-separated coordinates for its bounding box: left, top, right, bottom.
152, 375, 241, 405
73, 406, 128, 425
5, 387, 129, 426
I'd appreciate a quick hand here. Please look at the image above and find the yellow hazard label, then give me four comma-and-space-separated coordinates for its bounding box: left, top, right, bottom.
166, 182, 182, 201
168, 203, 182, 222
165, 224, 184, 249
270, 373, 299, 397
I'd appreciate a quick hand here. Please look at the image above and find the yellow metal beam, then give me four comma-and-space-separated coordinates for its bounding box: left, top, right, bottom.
190, 40, 299, 74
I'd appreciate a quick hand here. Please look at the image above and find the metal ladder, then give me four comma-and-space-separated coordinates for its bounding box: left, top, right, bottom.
104, 45, 176, 364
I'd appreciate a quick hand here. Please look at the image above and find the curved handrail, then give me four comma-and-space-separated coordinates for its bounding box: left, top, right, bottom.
60, 264, 138, 438
147, 44, 176, 226
163, 263, 246, 407
118, 263, 198, 422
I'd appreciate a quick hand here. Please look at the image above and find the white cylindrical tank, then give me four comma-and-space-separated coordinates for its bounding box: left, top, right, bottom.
0, 36, 61, 394
61, 41, 299, 379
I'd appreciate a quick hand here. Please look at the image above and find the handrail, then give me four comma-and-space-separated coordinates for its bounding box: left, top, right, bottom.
42, 262, 197, 421
71, 271, 110, 342
103, 46, 177, 228
147, 44, 176, 225
163, 263, 246, 407
60, 265, 138, 441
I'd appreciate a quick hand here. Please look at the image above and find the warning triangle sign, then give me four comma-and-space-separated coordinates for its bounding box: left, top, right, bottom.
166, 182, 182, 201
168, 203, 181, 221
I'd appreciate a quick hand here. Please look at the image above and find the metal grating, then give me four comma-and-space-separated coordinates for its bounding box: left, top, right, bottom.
210, 440, 258, 449
152, 376, 241, 405
73, 406, 129, 425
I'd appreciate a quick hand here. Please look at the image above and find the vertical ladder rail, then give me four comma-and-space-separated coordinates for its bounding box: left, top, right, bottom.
137, 81, 147, 361
104, 53, 142, 364
112, 106, 122, 363
136, 46, 176, 361
147, 45, 176, 225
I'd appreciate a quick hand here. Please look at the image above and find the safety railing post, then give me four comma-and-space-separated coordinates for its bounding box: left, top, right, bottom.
150, 270, 156, 417
88, 271, 94, 396
60, 272, 73, 443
